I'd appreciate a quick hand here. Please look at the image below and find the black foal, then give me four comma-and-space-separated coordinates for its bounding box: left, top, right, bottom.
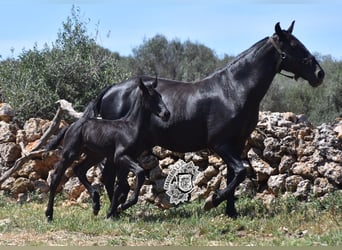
45, 77, 170, 221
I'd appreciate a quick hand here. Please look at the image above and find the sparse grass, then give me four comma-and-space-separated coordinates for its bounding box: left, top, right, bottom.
0, 191, 341, 246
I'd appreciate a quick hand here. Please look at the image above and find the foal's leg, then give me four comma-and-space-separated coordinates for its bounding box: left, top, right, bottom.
102, 157, 130, 204
106, 166, 129, 219
73, 155, 103, 215
106, 155, 145, 218
117, 156, 145, 211
45, 152, 78, 222
204, 143, 246, 218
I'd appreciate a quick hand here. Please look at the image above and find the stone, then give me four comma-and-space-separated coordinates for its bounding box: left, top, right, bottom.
208, 154, 223, 166
318, 162, 342, 186
268, 174, 287, 195
0, 103, 15, 122
235, 178, 256, 198
33, 179, 50, 193
159, 157, 175, 168
285, 175, 304, 192
333, 123, 342, 140
0, 142, 21, 162
278, 155, 295, 174
294, 180, 311, 200
0, 121, 17, 143
207, 175, 222, 191
291, 162, 318, 180
152, 146, 173, 159
0, 177, 16, 192
203, 165, 219, 179
23, 118, 50, 142
184, 151, 208, 168
10, 177, 34, 196
248, 148, 276, 182
313, 177, 335, 197
63, 177, 86, 199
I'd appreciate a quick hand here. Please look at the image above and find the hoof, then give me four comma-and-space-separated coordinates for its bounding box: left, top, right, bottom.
117, 204, 123, 212
106, 212, 119, 220
204, 195, 215, 211
46, 215, 53, 222
45, 211, 53, 222
93, 209, 100, 216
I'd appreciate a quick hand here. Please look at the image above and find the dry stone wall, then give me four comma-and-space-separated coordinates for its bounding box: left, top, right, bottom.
0, 102, 341, 208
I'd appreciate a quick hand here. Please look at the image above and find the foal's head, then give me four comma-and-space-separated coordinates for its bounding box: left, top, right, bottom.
270, 21, 324, 87
139, 77, 170, 122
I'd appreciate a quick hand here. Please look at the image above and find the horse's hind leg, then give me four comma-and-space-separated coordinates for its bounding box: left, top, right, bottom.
74, 155, 103, 215
204, 143, 246, 218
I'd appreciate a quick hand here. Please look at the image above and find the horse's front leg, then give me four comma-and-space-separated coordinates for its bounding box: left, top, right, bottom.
73, 154, 103, 216
204, 143, 246, 218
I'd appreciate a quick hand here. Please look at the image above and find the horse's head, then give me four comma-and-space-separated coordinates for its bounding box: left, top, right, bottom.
270, 21, 324, 87
139, 77, 171, 121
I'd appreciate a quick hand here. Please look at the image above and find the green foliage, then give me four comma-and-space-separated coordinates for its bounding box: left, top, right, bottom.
129, 34, 227, 82
0, 6, 129, 125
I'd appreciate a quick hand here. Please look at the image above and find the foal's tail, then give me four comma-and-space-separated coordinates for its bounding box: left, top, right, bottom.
44, 85, 112, 150
44, 126, 68, 151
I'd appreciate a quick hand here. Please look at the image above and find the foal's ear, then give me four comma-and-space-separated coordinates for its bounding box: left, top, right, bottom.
152, 76, 158, 89
138, 78, 149, 94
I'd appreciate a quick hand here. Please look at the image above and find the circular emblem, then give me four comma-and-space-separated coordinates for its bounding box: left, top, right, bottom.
163, 160, 200, 205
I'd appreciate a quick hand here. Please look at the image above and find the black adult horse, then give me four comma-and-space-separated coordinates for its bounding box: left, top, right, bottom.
45, 77, 170, 221
70, 21, 325, 218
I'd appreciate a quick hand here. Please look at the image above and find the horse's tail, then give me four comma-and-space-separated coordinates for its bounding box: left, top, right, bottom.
92, 85, 113, 116
44, 126, 68, 151
83, 85, 113, 119
81, 100, 97, 119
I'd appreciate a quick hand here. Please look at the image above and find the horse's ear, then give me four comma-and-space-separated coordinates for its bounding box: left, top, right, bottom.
152, 76, 158, 88
287, 20, 295, 34
275, 22, 285, 40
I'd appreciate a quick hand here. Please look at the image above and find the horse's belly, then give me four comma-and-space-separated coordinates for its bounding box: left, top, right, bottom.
152, 125, 208, 152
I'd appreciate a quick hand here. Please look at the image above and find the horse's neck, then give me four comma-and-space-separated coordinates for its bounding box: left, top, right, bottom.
223, 37, 278, 105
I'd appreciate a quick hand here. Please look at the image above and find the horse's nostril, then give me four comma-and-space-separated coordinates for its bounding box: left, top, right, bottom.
317, 70, 325, 80
163, 111, 171, 121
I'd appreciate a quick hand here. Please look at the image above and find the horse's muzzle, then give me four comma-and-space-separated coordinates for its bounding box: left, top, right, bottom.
310, 68, 325, 87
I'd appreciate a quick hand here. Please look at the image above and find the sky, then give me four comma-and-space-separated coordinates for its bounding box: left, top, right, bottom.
0, 0, 341, 60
